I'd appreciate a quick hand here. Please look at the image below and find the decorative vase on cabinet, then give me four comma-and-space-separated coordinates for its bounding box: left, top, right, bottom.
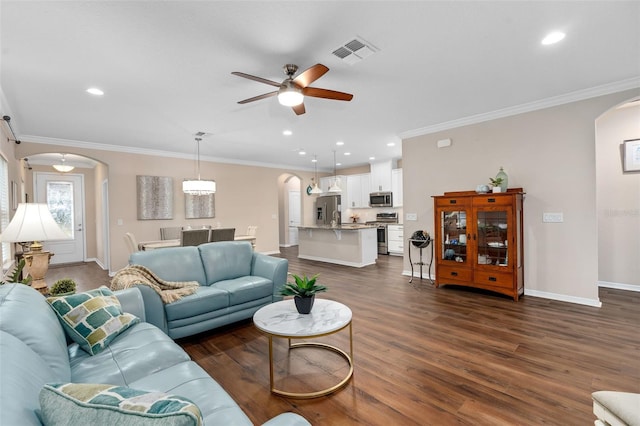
432, 188, 525, 301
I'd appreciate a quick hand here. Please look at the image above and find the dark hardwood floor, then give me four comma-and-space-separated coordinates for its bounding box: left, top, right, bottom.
50, 248, 639, 425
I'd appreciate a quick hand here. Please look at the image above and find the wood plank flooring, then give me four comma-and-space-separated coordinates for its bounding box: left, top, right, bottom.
49, 248, 639, 425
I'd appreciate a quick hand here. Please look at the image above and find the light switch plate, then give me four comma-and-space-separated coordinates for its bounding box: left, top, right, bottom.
543, 212, 563, 223
406, 213, 417, 221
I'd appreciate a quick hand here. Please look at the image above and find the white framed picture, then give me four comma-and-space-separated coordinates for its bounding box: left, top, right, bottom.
623, 139, 640, 173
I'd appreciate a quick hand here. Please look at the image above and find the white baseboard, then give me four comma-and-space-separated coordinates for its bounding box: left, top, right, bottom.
262, 250, 281, 256
402, 269, 435, 280
524, 289, 602, 308
84, 257, 107, 270
598, 281, 640, 292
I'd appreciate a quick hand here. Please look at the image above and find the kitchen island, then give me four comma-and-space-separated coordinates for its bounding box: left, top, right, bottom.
297, 225, 378, 267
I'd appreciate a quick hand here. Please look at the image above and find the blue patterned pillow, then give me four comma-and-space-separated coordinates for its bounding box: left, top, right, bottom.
39, 383, 202, 426
46, 286, 139, 355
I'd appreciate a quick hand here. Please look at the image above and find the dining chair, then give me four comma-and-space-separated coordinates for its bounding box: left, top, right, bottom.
209, 228, 235, 242
180, 229, 211, 246
160, 226, 182, 240
124, 232, 139, 254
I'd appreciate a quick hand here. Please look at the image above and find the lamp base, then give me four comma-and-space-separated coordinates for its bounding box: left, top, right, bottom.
23, 251, 54, 294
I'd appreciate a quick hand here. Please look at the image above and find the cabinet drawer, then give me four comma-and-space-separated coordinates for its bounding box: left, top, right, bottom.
473, 195, 512, 207
388, 229, 403, 240
437, 265, 472, 282
474, 270, 513, 289
436, 197, 470, 208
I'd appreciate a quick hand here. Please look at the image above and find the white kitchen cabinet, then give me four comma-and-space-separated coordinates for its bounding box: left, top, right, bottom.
387, 224, 404, 256
346, 173, 371, 208
370, 160, 392, 192
392, 168, 403, 207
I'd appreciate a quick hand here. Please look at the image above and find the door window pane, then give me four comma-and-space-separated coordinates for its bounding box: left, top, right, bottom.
441, 210, 467, 262
46, 182, 74, 238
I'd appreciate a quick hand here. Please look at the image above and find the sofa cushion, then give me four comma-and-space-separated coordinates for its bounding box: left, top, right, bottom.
0, 284, 71, 381
130, 246, 207, 286
0, 331, 63, 426
592, 391, 640, 426
212, 276, 274, 305
199, 241, 252, 285
129, 361, 253, 426
164, 286, 229, 321
70, 322, 191, 385
39, 383, 203, 426
47, 287, 139, 355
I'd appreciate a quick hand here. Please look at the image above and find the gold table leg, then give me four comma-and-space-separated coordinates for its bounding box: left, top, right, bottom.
267, 321, 353, 399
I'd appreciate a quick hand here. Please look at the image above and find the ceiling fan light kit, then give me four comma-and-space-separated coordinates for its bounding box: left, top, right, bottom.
233, 63, 353, 115
183, 136, 216, 195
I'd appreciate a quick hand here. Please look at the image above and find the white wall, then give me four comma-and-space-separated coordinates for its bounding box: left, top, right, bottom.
402, 89, 639, 306
596, 103, 640, 288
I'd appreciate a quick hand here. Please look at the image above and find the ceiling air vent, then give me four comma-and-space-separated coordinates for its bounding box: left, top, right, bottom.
332, 36, 378, 65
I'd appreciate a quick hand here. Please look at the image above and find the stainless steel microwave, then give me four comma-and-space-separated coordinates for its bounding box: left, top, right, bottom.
369, 191, 393, 207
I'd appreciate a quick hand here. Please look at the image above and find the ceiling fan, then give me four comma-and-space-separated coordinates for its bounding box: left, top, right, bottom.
232, 64, 353, 115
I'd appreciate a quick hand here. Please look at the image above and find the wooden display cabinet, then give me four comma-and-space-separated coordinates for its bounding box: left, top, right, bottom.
433, 189, 524, 301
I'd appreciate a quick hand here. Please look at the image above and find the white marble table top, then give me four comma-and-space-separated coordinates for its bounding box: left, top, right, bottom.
253, 299, 352, 338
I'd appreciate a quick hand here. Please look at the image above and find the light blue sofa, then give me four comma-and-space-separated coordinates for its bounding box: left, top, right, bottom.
0, 283, 309, 426
129, 241, 288, 339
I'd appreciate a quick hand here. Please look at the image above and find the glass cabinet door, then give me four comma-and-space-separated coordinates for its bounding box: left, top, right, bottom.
476, 208, 510, 267
440, 209, 469, 264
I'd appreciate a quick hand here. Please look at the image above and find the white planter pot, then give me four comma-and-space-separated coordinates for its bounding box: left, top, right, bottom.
492, 186, 502, 193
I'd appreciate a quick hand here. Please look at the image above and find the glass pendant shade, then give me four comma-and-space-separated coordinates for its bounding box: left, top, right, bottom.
310, 154, 323, 195
310, 182, 323, 194
328, 150, 341, 193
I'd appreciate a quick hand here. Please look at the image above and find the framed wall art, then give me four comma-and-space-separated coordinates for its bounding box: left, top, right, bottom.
136, 175, 174, 220
185, 193, 215, 219
622, 138, 640, 173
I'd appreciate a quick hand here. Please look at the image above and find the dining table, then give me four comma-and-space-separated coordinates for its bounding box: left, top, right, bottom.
139, 235, 256, 251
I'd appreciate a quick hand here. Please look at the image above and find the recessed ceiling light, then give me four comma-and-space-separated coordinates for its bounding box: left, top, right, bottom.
298, 150, 306, 156
369, 156, 376, 160
311, 158, 317, 163
336, 162, 342, 166
344, 152, 351, 156
387, 142, 396, 147
541, 31, 565, 45
86, 87, 104, 96
336, 141, 344, 146
283, 130, 292, 136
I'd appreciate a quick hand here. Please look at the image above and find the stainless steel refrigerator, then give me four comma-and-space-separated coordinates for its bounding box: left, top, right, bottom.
315, 195, 341, 226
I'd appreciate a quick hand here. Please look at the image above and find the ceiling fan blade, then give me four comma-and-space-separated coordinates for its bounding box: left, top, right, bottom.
231, 72, 281, 88
303, 87, 353, 101
292, 103, 306, 115
237, 91, 278, 104
293, 64, 329, 88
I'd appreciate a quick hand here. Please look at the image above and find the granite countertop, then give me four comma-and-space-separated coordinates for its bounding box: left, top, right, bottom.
296, 224, 377, 230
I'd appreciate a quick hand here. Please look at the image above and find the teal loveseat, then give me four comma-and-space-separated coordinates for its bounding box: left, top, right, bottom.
0, 283, 309, 425
128, 241, 288, 339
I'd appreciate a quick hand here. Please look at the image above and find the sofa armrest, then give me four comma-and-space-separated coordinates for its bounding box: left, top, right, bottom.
113, 287, 146, 322
251, 253, 288, 301
130, 285, 169, 335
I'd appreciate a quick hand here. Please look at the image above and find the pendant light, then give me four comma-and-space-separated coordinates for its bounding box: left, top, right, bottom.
183, 136, 216, 195
310, 155, 323, 194
52, 153, 74, 173
328, 150, 342, 193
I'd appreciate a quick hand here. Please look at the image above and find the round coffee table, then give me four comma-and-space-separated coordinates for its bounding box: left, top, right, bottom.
253, 298, 353, 399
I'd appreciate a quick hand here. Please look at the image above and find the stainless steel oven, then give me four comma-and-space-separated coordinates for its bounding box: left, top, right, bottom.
366, 212, 398, 255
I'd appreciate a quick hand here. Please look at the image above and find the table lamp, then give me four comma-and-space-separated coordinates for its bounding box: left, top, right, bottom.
1, 203, 70, 293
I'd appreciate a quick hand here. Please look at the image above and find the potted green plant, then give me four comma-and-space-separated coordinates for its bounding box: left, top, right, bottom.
489, 177, 504, 193
279, 273, 327, 314
49, 278, 77, 296
0, 258, 32, 286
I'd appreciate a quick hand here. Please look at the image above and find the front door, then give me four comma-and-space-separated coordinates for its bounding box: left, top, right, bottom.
35, 172, 85, 264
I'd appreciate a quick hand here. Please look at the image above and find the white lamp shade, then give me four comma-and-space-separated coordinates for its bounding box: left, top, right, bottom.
310, 183, 323, 194
0, 203, 69, 242
183, 179, 216, 195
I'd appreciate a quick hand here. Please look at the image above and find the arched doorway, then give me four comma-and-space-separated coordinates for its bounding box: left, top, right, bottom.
595, 97, 640, 290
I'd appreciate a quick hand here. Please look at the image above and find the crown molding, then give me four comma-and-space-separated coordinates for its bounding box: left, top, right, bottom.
399, 77, 640, 139
20, 135, 317, 173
